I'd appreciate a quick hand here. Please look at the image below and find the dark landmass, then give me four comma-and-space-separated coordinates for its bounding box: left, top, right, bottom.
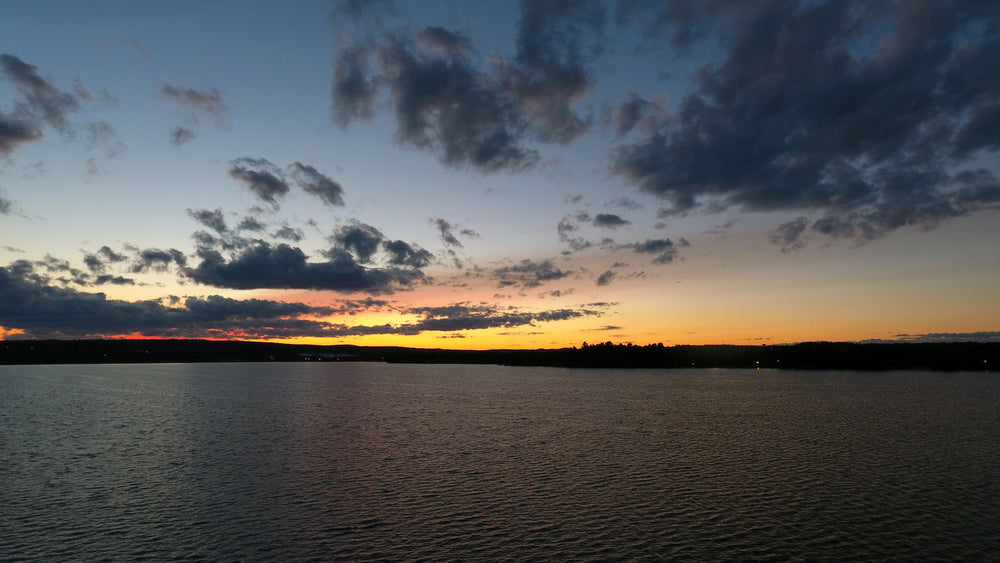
1, 339, 997, 371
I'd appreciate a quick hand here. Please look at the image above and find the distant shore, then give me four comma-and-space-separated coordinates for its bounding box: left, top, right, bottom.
1, 339, 997, 371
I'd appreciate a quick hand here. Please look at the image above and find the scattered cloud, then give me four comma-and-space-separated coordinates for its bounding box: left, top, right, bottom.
160, 84, 230, 126
494, 258, 573, 289
1, 53, 79, 133
288, 162, 346, 206
0, 53, 119, 160
228, 157, 291, 207
183, 242, 423, 293
329, 0, 605, 173
593, 213, 631, 228
170, 126, 196, 146
609, 1, 1000, 246
863, 331, 1000, 344
433, 218, 463, 247
0, 113, 41, 155
187, 208, 229, 234
1, 259, 602, 339
629, 238, 682, 264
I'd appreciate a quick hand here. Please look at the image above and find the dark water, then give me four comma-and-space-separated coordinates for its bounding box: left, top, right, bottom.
3, 363, 999, 561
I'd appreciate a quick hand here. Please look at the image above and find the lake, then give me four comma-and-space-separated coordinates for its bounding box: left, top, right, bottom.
2, 363, 998, 560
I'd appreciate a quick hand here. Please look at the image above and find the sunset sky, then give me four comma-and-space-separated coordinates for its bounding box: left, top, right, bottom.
2, 0, 998, 349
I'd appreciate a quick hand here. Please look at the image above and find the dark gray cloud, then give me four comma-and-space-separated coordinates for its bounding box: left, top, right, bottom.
499, 0, 604, 143
331, 222, 384, 262
184, 229, 427, 293
83, 245, 128, 273
330, 1, 606, 172
1, 53, 79, 133
494, 258, 573, 288
160, 84, 229, 125
228, 157, 291, 206
433, 218, 462, 247
630, 238, 680, 264
610, 1, 1000, 247
768, 217, 809, 253
605, 196, 643, 210
383, 239, 433, 268
557, 216, 592, 253
330, 0, 396, 23
401, 302, 603, 333
416, 26, 474, 55
0, 190, 13, 215
0, 260, 340, 339
0, 113, 41, 155
373, 33, 540, 172
595, 269, 615, 286
593, 213, 630, 228
272, 225, 304, 242
170, 126, 196, 146
132, 247, 187, 273
187, 208, 228, 234
81, 245, 186, 280
237, 216, 266, 232
288, 162, 346, 206
14, 253, 135, 288
330, 42, 379, 127
611, 90, 671, 138
863, 331, 1000, 344
1, 54, 120, 160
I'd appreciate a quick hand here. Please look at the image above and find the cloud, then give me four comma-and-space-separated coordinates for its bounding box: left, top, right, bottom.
768, 217, 809, 253
1, 53, 79, 133
498, 0, 604, 143
330, 1, 606, 173
383, 239, 433, 268
187, 208, 228, 234
288, 162, 346, 206
557, 216, 592, 253
401, 302, 603, 333
184, 232, 427, 293
863, 331, 1000, 344
331, 41, 379, 127
629, 238, 681, 264
129, 38, 152, 61
82, 245, 128, 273
0, 189, 14, 215
330, 0, 396, 24
331, 222, 384, 262
1, 54, 120, 161
170, 126, 196, 146
609, 1, 1000, 247
433, 218, 463, 247
612, 89, 671, 138
228, 157, 291, 207
595, 269, 615, 286
132, 247, 187, 273
373, 32, 541, 172
1, 257, 603, 339
494, 258, 572, 288
272, 225, 304, 242
0, 261, 341, 339
593, 213, 631, 228
160, 84, 230, 126
0, 113, 41, 155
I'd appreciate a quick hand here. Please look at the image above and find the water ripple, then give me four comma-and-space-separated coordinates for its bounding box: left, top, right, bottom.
2, 364, 999, 560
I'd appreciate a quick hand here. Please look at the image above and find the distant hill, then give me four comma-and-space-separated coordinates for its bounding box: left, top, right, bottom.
1, 339, 997, 371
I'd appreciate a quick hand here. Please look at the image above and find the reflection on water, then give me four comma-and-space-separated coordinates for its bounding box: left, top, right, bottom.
3, 363, 999, 560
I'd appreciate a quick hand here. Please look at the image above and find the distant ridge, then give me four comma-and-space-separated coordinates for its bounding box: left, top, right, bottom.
1, 339, 997, 371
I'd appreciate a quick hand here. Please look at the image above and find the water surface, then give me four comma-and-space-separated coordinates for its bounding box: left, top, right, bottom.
3, 363, 998, 560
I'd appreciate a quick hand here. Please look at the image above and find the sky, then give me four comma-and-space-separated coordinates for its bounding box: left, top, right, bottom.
1, 0, 999, 349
